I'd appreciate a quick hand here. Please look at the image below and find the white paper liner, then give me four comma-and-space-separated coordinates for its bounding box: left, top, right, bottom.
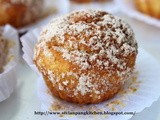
18, 0, 69, 33
115, 0, 160, 27
69, 0, 119, 14
0, 25, 20, 102
21, 28, 160, 120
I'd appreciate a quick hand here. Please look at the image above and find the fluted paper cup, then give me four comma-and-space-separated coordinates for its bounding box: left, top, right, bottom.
0, 25, 20, 102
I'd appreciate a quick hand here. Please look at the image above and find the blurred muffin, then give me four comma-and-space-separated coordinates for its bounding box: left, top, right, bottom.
0, 0, 44, 28
70, 0, 109, 4
0, 32, 8, 72
134, 0, 160, 19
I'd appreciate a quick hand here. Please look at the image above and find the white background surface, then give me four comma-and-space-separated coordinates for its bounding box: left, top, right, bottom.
0, 3, 160, 120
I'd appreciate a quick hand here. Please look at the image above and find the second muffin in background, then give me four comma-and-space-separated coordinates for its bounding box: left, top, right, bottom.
134, 0, 160, 19
0, 0, 44, 28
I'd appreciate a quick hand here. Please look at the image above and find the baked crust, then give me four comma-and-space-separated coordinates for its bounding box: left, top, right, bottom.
34, 10, 138, 104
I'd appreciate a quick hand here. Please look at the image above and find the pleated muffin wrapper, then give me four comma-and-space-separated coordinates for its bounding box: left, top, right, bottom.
0, 25, 20, 102
115, 0, 160, 28
21, 28, 160, 120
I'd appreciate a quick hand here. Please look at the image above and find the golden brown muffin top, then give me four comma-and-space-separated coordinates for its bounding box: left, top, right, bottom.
35, 10, 137, 67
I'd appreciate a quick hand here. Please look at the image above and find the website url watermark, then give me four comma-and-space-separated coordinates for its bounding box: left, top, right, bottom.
34, 110, 136, 116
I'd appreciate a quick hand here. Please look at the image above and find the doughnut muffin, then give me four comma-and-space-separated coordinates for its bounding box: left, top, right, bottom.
0, 32, 8, 73
34, 10, 138, 104
134, 0, 160, 19
0, 0, 44, 28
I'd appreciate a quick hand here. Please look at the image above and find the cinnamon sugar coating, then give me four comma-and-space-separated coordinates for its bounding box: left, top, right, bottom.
34, 10, 138, 104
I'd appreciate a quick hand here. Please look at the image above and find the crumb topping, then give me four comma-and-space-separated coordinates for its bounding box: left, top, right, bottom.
34, 10, 138, 96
